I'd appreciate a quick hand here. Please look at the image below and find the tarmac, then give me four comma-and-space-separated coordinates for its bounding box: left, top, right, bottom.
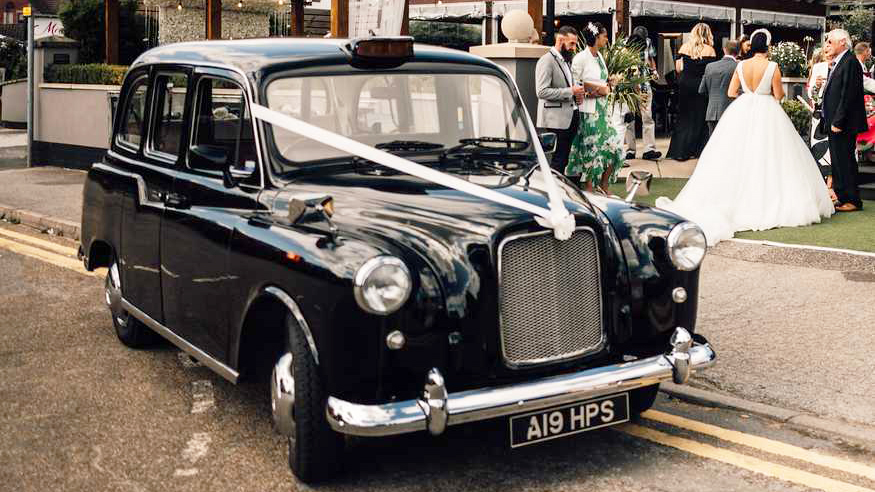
2, 131, 875, 452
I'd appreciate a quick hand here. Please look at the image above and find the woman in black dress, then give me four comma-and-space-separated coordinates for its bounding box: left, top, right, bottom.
667, 23, 717, 161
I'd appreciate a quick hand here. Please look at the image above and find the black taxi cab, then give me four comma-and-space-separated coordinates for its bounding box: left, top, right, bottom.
79, 37, 716, 483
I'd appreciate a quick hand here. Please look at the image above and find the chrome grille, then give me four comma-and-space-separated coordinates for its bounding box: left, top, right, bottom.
498, 227, 604, 368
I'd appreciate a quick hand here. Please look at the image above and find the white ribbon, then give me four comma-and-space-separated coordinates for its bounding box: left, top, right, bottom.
251, 103, 575, 240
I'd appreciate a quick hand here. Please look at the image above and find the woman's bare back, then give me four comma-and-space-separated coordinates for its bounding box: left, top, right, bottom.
741, 57, 772, 91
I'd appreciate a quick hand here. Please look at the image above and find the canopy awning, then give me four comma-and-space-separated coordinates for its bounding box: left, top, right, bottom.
741, 8, 825, 31
630, 0, 734, 22
409, 0, 613, 21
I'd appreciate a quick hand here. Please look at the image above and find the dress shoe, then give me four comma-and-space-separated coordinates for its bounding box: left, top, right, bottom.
835, 203, 862, 212
642, 150, 662, 160
625, 151, 636, 160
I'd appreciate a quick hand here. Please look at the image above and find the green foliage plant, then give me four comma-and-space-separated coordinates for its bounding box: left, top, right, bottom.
831, 2, 873, 45
0, 36, 26, 80
59, 0, 146, 64
44, 64, 128, 85
781, 99, 812, 145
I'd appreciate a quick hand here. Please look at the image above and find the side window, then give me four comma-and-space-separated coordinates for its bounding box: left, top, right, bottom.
150, 72, 189, 159
189, 77, 257, 174
118, 76, 148, 149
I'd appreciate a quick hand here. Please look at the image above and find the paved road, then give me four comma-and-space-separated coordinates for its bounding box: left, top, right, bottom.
700, 242, 875, 427
2, 223, 875, 491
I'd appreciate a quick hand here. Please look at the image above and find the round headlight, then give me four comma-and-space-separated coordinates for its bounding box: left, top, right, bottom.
354, 256, 412, 315
667, 222, 706, 271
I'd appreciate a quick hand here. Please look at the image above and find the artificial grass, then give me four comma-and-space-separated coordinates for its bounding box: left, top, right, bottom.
608, 177, 875, 253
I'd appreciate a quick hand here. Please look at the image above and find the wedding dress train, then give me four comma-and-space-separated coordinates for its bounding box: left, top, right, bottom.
656, 61, 834, 246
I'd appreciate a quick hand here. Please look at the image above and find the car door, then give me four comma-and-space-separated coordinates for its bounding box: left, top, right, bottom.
160, 68, 264, 361
112, 66, 189, 324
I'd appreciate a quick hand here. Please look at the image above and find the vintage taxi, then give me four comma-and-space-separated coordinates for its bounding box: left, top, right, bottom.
79, 37, 716, 482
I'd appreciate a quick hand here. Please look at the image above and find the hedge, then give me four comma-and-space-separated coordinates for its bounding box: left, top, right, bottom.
44, 64, 129, 85
781, 99, 812, 146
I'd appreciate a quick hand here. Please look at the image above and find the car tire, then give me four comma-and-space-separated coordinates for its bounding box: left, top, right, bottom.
285, 315, 344, 483
105, 259, 157, 348
630, 384, 659, 417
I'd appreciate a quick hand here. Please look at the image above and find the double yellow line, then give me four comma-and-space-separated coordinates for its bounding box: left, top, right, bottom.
0, 227, 98, 277
620, 411, 875, 492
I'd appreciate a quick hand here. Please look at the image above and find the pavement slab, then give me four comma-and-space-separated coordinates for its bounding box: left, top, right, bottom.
0, 167, 86, 224
695, 247, 875, 427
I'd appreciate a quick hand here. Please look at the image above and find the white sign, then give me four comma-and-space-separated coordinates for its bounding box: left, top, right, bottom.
34, 18, 64, 40
348, 0, 405, 38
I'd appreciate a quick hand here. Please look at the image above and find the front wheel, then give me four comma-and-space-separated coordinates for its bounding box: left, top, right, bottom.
105, 259, 157, 348
277, 315, 344, 483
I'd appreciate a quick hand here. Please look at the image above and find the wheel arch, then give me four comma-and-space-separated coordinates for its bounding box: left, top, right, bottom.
233, 285, 321, 380
86, 239, 115, 271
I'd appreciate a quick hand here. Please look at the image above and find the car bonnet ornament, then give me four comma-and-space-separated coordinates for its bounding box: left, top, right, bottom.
250, 101, 576, 240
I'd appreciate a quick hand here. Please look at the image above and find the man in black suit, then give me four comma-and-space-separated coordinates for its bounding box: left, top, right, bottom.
821, 29, 868, 212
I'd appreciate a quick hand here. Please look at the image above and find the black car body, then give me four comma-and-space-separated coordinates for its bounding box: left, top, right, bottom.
80, 37, 715, 482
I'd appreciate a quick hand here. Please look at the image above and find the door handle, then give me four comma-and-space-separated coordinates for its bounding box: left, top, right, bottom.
164, 193, 190, 209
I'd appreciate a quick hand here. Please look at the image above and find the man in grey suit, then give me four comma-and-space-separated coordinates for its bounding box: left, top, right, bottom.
699, 41, 740, 137
536, 25, 587, 174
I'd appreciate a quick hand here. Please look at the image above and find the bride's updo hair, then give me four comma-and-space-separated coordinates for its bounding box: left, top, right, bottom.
581, 22, 606, 47
750, 32, 769, 54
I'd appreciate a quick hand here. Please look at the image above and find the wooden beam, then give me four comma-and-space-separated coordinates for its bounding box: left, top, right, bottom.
484, 0, 493, 44
292, 0, 305, 36
615, 0, 629, 38
330, 0, 348, 38
104, 0, 119, 64
206, 0, 222, 40
529, 0, 542, 43
401, 0, 409, 36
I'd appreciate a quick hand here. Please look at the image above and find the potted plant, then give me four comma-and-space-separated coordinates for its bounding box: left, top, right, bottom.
769, 41, 808, 101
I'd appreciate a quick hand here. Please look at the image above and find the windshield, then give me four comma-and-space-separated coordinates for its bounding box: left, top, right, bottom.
264, 72, 534, 172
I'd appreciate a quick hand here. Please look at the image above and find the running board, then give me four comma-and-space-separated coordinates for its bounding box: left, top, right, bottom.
120, 298, 240, 383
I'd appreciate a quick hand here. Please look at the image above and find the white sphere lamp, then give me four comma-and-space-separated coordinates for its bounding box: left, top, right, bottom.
501, 10, 534, 44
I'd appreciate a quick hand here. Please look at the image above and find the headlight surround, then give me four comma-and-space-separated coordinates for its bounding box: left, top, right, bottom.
354, 256, 412, 315
667, 222, 706, 271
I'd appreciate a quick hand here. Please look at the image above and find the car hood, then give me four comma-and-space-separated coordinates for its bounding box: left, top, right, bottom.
268, 169, 599, 317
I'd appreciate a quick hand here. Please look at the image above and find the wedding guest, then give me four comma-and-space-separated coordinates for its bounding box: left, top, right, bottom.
808, 48, 836, 200
567, 22, 622, 193
699, 40, 739, 137
855, 42, 871, 72
625, 26, 662, 161
535, 26, 586, 174
820, 29, 867, 212
666, 23, 717, 161
737, 34, 752, 60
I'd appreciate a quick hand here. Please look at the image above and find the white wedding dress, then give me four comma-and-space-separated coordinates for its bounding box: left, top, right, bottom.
656, 61, 835, 246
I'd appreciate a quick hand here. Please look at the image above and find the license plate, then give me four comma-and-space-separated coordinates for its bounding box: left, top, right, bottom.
509, 393, 630, 448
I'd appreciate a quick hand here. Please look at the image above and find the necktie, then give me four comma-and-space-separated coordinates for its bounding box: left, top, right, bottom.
827, 61, 836, 83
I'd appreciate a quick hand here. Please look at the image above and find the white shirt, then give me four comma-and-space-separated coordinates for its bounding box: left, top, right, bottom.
550, 47, 577, 110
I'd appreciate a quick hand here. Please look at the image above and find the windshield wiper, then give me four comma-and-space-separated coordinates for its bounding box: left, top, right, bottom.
375, 140, 445, 152
447, 137, 529, 153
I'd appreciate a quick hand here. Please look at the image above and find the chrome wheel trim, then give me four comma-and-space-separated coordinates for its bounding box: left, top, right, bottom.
271, 352, 296, 440
105, 262, 127, 327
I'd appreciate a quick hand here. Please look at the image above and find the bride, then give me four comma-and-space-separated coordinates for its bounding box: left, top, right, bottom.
656, 29, 834, 246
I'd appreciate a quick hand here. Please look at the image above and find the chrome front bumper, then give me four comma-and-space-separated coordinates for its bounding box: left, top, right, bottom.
326, 328, 715, 437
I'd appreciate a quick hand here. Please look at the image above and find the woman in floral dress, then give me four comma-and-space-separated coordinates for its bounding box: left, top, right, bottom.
568, 22, 623, 192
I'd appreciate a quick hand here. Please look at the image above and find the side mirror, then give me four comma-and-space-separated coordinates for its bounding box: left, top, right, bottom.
538, 132, 557, 154
230, 160, 256, 180
624, 170, 653, 203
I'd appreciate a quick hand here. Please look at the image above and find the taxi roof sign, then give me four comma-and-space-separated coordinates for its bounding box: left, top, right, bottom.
22, 5, 31, 16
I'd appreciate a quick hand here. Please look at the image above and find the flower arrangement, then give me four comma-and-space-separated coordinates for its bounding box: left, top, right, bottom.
769, 41, 808, 78
599, 37, 652, 114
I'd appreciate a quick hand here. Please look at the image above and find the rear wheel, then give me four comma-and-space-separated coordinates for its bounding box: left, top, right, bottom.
278, 315, 344, 483
630, 384, 660, 418
105, 259, 157, 348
